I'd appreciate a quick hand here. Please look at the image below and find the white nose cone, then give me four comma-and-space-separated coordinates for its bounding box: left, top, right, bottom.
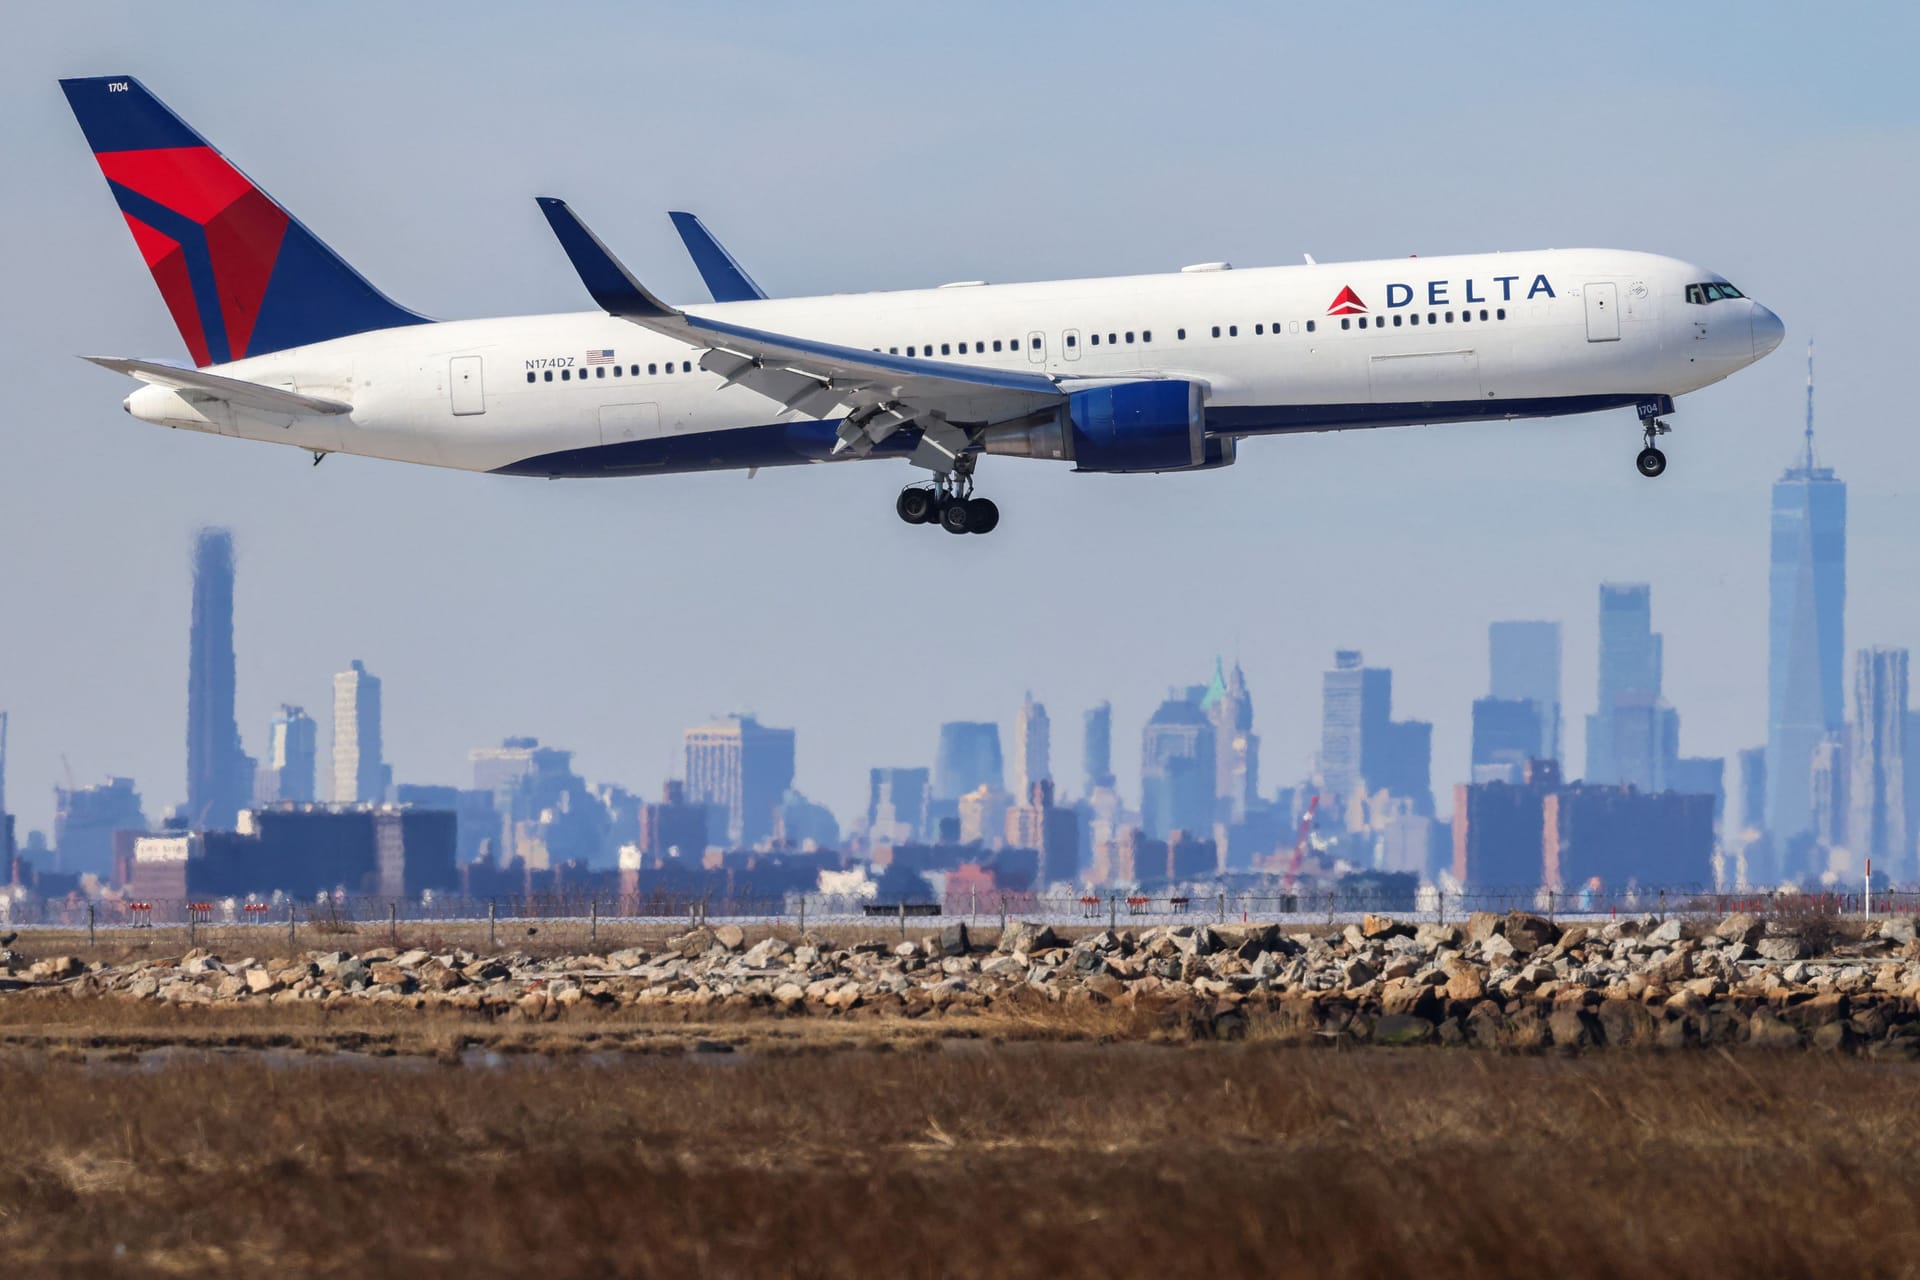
1752, 304, 1785, 359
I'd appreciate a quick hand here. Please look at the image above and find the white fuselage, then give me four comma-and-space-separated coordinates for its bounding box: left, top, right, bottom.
124, 247, 1782, 477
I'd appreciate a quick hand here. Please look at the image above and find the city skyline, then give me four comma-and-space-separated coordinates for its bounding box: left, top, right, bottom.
6, 6, 1920, 842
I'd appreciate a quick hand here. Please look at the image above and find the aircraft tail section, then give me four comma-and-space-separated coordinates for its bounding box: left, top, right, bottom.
60, 75, 427, 367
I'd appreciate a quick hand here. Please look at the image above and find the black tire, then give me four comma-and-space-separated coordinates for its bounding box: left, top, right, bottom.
1636, 447, 1667, 478
967, 497, 1000, 534
896, 488, 934, 524
939, 500, 972, 534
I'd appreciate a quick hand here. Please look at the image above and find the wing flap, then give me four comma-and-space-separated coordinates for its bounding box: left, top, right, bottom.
83, 356, 353, 415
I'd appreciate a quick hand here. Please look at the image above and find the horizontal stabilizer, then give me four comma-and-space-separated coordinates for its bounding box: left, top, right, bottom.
82, 355, 352, 415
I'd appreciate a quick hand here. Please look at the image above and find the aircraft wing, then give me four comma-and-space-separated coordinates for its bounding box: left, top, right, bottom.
538, 197, 1069, 468
668, 211, 768, 303
82, 356, 353, 415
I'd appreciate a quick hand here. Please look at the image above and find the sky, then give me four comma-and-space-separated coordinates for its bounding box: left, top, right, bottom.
3, 2, 1918, 839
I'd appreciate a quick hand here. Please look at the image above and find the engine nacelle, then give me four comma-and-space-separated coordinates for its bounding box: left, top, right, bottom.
979, 379, 1235, 472
1066, 379, 1205, 473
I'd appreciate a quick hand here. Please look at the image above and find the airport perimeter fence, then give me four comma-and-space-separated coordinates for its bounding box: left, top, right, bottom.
4, 883, 1918, 957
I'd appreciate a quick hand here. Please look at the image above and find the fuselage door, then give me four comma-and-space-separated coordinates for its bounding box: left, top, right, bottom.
450, 355, 486, 414
1062, 328, 1081, 361
1027, 331, 1046, 364
1584, 282, 1620, 342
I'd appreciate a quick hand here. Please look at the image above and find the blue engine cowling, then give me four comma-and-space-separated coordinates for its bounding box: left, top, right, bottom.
1067, 380, 1206, 473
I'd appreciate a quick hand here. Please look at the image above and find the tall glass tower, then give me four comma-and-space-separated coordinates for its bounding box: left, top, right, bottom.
1766, 343, 1846, 840
186, 528, 254, 829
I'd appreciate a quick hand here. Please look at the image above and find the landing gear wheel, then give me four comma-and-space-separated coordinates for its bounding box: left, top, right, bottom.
939, 500, 972, 535
1636, 446, 1667, 478
966, 497, 999, 534
896, 487, 935, 524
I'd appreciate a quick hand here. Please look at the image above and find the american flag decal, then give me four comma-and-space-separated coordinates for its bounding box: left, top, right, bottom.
584, 349, 615, 365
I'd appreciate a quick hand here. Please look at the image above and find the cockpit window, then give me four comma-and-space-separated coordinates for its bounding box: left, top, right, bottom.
1686, 281, 1746, 304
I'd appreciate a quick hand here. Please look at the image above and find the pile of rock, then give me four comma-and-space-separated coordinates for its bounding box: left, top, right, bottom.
9, 911, 1920, 1054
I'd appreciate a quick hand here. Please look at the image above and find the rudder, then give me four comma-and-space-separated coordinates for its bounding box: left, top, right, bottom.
60, 75, 428, 367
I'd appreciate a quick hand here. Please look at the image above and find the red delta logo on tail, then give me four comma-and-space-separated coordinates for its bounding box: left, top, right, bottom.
97, 147, 290, 367
1327, 286, 1367, 316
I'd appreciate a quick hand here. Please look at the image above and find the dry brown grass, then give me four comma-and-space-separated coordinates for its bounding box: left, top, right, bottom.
0, 1039, 1915, 1278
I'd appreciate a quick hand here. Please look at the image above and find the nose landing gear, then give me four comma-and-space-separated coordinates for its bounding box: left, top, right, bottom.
897, 455, 999, 534
1635, 397, 1674, 479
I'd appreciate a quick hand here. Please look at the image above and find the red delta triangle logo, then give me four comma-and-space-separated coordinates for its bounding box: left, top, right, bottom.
1327, 286, 1367, 316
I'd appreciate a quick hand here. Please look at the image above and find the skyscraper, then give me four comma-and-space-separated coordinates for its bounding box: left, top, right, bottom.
1849, 647, 1908, 872
1141, 690, 1215, 840
331, 660, 389, 804
867, 767, 930, 842
684, 714, 796, 847
1584, 584, 1673, 789
1320, 651, 1431, 815
1012, 693, 1051, 800
1083, 702, 1113, 794
186, 529, 255, 829
1767, 343, 1846, 839
933, 722, 1003, 801
1489, 621, 1562, 762
1321, 651, 1389, 802
1472, 697, 1544, 776
260, 705, 318, 803
1202, 659, 1259, 822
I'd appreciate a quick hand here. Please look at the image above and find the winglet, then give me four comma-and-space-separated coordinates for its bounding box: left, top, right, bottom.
535, 197, 678, 319
667, 211, 767, 303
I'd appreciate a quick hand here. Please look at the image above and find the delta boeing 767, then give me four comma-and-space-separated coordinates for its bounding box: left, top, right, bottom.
62, 76, 1784, 536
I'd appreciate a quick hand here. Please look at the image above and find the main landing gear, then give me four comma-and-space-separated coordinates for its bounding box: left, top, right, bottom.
896, 458, 999, 535
1635, 397, 1675, 478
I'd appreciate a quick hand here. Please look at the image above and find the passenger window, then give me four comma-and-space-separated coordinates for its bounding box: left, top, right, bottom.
907, 347, 916, 357
1142, 330, 1151, 343
1177, 328, 1187, 340
992, 340, 1002, 352
543, 370, 553, 382
1090, 333, 1100, 346
1410, 314, 1420, 326
648, 363, 658, 374
612, 365, 622, 377
1255, 324, 1264, 335
596, 366, 606, 377
1428, 313, 1437, 325
561, 368, 570, 380
975, 342, 985, 353
941, 343, 951, 355
889, 347, 898, 355
526, 372, 536, 383
1358, 317, 1368, 329
1108, 333, 1117, 345
1212, 326, 1221, 338
683, 361, 691, 373
1305, 320, 1315, 333
1479, 309, 1489, 321
1497, 308, 1506, 320
1341, 318, 1351, 330
1066, 334, 1077, 348
629, 365, 639, 376
1125, 331, 1134, 344
1393, 315, 1402, 327
1460, 311, 1470, 324
1030, 338, 1040, 349
1228, 325, 1238, 337
1446, 311, 1455, 323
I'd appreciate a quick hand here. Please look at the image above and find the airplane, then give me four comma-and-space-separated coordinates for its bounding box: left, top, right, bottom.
61, 75, 1785, 537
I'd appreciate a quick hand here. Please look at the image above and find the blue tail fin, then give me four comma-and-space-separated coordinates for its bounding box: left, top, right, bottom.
60, 75, 428, 366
